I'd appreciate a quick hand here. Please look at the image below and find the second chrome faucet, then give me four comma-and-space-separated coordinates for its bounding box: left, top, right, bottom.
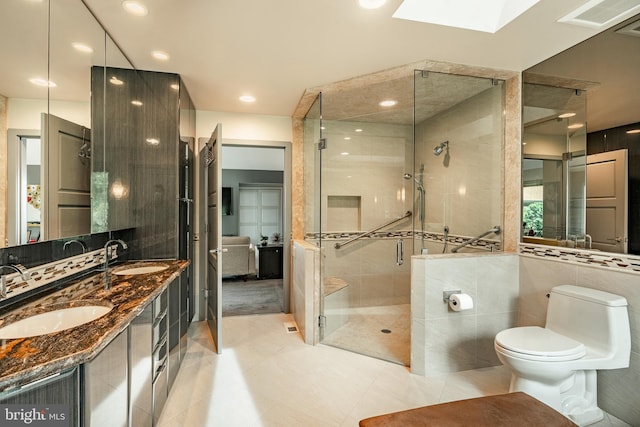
103, 239, 128, 289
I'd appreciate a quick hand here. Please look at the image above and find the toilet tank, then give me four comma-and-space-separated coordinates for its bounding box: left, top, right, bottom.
546, 285, 630, 361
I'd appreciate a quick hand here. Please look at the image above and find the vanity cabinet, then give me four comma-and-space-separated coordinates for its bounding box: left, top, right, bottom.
0, 368, 80, 426
83, 329, 128, 427
0, 274, 185, 427
168, 272, 189, 389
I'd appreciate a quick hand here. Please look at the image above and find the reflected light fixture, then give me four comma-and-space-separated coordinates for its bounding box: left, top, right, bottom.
567, 123, 584, 130
146, 138, 160, 145
29, 78, 56, 87
239, 95, 256, 103
151, 50, 169, 61
122, 0, 148, 16
558, 112, 576, 118
131, 100, 143, 106
379, 99, 397, 107
72, 42, 93, 53
111, 179, 129, 199
109, 76, 124, 85
355, 128, 363, 132
626, 129, 640, 134
358, 0, 386, 9
170, 83, 179, 90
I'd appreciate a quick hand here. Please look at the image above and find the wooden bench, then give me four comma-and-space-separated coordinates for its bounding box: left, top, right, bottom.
359, 392, 578, 427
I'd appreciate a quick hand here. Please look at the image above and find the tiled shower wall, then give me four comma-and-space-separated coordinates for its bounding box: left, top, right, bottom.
519, 253, 640, 425
411, 253, 519, 376
323, 238, 411, 308
415, 85, 503, 240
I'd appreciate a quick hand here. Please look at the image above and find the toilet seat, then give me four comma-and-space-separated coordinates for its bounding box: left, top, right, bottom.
495, 326, 586, 361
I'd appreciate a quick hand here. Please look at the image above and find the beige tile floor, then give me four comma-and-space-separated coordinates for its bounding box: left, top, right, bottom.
157, 313, 630, 427
322, 304, 410, 366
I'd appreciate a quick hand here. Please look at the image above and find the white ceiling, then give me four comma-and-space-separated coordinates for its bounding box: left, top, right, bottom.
79, 0, 616, 116
1, 0, 634, 118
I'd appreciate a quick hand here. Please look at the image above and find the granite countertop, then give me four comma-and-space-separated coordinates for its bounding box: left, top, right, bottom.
0, 259, 189, 391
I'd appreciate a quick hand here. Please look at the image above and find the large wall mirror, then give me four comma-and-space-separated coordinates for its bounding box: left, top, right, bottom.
0, 0, 132, 248
522, 13, 640, 255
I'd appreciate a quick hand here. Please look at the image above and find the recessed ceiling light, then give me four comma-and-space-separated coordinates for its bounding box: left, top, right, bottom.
151, 51, 169, 61
110, 76, 124, 85
393, 0, 540, 33
558, 112, 576, 118
72, 42, 93, 53
379, 99, 397, 107
341, 152, 350, 156
344, 137, 352, 140
358, 0, 386, 9
122, 1, 148, 16
355, 128, 363, 132
626, 129, 640, 134
146, 138, 160, 145
567, 123, 584, 130
131, 100, 143, 106
239, 95, 256, 103
29, 78, 56, 87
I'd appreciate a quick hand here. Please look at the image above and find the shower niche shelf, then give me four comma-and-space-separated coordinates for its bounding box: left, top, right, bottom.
327, 195, 361, 231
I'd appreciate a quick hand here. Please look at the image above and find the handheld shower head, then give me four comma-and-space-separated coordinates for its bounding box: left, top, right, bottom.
433, 141, 449, 156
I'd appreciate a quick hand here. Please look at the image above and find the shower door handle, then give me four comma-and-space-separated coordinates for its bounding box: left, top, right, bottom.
396, 239, 404, 266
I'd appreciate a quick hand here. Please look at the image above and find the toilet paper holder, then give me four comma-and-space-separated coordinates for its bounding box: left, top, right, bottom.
443, 290, 462, 302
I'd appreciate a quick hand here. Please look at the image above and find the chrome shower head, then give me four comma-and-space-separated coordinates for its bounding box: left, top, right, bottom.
433, 141, 449, 156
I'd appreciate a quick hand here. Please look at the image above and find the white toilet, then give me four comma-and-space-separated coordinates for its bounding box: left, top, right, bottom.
494, 285, 630, 426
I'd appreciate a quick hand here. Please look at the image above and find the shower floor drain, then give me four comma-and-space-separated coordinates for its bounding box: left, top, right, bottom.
380, 329, 392, 334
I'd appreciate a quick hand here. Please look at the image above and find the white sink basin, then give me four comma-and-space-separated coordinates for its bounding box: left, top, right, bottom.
0, 302, 114, 339
112, 263, 169, 276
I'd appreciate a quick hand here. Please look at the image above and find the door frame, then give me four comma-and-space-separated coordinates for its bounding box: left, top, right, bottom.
222, 139, 292, 313
7, 129, 40, 246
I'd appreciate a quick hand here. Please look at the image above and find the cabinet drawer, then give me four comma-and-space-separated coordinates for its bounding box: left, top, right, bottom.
153, 312, 167, 347
153, 290, 167, 320
153, 337, 168, 382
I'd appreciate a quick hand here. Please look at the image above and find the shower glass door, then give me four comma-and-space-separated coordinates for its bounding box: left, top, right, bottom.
315, 78, 415, 365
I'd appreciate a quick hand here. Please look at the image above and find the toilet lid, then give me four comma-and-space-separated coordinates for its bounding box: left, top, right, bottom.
495, 326, 585, 360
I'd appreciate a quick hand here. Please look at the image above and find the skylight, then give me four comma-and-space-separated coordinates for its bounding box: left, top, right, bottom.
393, 0, 540, 33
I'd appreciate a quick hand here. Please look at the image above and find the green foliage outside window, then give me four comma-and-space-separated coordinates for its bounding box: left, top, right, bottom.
523, 201, 543, 237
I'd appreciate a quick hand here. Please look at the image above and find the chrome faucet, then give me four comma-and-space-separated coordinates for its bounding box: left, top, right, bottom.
103, 239, 128, 289
0, 264, 31, 299
63, 239, 87, 254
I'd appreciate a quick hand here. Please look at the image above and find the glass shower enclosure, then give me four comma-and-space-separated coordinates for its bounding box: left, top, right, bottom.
304, 70, 505, 366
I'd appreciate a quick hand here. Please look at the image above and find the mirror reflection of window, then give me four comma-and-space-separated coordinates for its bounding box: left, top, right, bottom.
522, 83, 587, 246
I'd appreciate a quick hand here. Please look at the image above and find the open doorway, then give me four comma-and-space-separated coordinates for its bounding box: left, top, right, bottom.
219, 144, 290, 316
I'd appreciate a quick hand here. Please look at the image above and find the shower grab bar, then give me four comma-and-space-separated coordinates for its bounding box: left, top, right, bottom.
451, 226, 501, 253
334, 211, 412, 249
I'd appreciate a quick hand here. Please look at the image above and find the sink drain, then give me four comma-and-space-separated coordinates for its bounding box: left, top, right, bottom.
380, 329, 392, 334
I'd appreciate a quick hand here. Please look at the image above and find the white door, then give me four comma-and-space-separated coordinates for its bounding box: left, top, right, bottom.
586, 149, 628, 253
204, 124, 223, 353
41, 113, 91, 240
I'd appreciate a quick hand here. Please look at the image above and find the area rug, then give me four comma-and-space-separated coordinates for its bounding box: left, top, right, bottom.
222, 276, 283, 316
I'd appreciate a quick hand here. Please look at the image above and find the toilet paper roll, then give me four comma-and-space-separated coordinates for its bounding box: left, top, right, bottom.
449, 293, 473, 311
